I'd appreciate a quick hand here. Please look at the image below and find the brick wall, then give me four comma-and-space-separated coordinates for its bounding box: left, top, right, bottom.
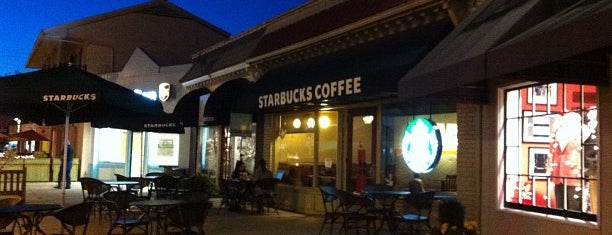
457, 103, 482, 221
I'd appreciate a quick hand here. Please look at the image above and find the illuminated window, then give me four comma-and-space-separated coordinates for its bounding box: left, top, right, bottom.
274, 111, 338, 187
503, 83, 598, 221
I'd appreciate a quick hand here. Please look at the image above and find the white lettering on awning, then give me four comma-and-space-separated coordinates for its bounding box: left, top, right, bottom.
42, 93, 97, 102
144, 123, 177, 128
257, 77, 361, 109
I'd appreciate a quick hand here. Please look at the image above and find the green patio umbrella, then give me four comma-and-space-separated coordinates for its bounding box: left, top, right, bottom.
0, 66, 169, 205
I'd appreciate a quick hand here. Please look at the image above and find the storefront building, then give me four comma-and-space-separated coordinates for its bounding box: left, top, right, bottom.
21, 1, 229, 181
181, 0, 483, 214
400, 0, 611, 233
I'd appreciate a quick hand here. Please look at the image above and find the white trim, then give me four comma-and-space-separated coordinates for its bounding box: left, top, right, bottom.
181, 63, 249, 88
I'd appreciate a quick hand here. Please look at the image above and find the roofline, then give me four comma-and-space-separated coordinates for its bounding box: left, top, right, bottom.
41, 0, 229, 39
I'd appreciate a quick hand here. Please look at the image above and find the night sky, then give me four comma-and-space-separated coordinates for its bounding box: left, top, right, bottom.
0, 0, 307, 76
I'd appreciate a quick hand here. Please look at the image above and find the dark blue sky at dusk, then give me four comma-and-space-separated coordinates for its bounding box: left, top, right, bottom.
0, 0, 307, 76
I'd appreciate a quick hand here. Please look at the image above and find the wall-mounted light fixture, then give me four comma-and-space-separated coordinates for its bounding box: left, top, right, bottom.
306, 117, 316, 128
293, 118, 301, 129
319, 116, 330, 129
362, 115, 374, 125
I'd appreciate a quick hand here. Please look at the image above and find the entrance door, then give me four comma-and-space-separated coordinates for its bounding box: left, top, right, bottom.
345, 108, 376, 193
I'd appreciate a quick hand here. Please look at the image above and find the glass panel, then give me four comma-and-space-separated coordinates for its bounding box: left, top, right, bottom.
145, 133, 180, 173
505, 146, 519, 175
275, 133, 314, 186
348, 114, 375, 193
93, 128, 129, 179
506, 89, 520, 118
506, 118, 519, 146
201, 126, 221, 179
130, 132, 143, 177
317, 111, 338, 186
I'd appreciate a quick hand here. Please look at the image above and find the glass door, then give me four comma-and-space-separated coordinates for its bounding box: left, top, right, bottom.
345, 108, 376, 193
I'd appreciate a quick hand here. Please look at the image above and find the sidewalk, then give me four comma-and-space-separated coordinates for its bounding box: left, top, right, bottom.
23, 182, 420, 234
25, 182, 325, 235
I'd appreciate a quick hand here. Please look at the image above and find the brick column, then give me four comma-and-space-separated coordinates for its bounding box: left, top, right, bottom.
457, 103, 482, 221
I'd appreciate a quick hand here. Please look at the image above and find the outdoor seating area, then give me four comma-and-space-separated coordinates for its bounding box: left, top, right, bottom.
315, 183, 458, 235
218, 177, 281, 215
0, 182, 326, 235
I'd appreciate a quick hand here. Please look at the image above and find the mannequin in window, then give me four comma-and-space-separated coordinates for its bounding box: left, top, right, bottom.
548, 113, 582, 210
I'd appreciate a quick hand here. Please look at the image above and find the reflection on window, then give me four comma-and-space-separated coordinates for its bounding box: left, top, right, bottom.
503, 83, 598, 221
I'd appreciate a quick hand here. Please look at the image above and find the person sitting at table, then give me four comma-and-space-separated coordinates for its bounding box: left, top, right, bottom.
253, 159, 273, 181
408, 173, 425, 193
252, 159, 275, 213
229, 160, 252, 211
231, 160, 252, 181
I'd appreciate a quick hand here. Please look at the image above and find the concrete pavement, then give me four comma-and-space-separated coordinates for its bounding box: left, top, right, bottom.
22, 182, 326, 235
19, 182, 419, 234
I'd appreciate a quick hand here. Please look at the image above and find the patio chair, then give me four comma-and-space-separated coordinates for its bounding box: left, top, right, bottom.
115, 174, 148, 197
216, 179, 232, 214
393, 191, 436, 234
336, 189, 377, 234
103, 191, 149, 235
50, 202, 94, 235
150, 174, 180, 199
0, 168, 27, 204
318, 185, 342, 235
0, 196, 23, 234
440, 175, 457, 192
252, 178, 280, 214
79, 177, 112, 220
178, 191, 211, 205
164, 202, 209, 234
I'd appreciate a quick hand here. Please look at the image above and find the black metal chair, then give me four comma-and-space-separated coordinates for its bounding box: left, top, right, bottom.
50, 202, 94, 235
115, 174, 148, 197
393, 191, 436, 234
164, 202, 209, 234
0, 196, 22, 234
103, 191, 149, 235
79, 177, 112, 220
252, 178, 279, 214
441, 175, 457, 192
318, 185, 342, 235
216, 179, 232, 214
336, 189, 377, 235
363, 183, 396, 232
151, 174, 180, 199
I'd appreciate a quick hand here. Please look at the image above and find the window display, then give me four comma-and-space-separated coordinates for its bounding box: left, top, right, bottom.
503, 83, 598, 221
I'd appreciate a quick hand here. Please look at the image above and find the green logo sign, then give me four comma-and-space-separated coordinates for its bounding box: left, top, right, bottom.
401, 118, 442, 173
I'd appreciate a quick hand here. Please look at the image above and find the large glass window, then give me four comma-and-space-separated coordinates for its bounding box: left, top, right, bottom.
503, 83, 598, 221
92, 128, 129, 179
381, 112, 456, 189
274, 111, 338, 187
145, 133, 180, 170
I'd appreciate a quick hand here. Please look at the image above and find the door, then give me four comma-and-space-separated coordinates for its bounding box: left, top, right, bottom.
345, 108, 376, 193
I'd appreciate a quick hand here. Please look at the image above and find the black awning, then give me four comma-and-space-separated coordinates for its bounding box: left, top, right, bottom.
398, 0, 555, 100
253, 20, 453, 112
173, 88, 210, 127
202, 79, 255, 126
487, 0, 612, 81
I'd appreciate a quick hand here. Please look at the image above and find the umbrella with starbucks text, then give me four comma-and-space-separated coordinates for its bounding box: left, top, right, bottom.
0, 66, 168, 205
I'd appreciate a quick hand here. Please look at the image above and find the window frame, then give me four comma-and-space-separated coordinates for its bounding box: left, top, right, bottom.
501, 83, 598, 222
